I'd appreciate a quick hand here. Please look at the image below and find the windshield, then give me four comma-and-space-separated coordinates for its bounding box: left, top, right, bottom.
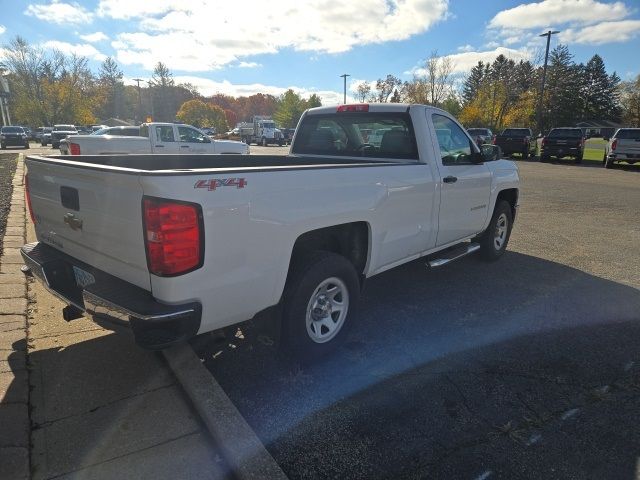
467, 128, 490, 135
53, 125, 76, 131
1, 126, 24, 133
548, 128, 583, 138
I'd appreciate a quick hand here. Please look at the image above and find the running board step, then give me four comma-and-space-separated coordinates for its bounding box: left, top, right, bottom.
427, 243, 480, 268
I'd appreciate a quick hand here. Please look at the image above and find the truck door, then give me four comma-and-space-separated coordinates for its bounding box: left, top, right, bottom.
151, 125, 180, 153
177, 125, 213, 154
429, 113, 491, 246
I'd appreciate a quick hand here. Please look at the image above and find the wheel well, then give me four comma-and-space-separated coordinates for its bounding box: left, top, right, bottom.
291, 222, 370, 275
497, 188, 518, 218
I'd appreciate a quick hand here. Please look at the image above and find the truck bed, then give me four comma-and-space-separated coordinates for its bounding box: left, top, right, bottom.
27, 154, 404, 173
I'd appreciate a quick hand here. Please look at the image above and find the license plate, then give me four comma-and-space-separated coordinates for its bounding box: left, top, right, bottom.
73, 266, 95, 288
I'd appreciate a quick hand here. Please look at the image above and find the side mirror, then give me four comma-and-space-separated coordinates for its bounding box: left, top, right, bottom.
480, 144, 502, 162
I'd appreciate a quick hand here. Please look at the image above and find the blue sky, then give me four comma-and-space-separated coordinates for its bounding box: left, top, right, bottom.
1, 0, 639, 104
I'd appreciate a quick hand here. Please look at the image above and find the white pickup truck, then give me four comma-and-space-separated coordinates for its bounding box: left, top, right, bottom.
603, 128, 640, 169
21, 104, 519, 359
62, 122, 250, 155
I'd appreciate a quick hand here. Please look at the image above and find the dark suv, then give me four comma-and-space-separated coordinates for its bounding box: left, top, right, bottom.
1, 126, 30, 149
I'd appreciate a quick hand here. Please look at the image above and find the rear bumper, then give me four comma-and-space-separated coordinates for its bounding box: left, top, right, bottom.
542, 146, 582, 157
1, 137, 28, 146
21, 242, 201, 349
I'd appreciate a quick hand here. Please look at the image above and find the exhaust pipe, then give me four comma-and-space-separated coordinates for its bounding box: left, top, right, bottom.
62, 305, 84, 322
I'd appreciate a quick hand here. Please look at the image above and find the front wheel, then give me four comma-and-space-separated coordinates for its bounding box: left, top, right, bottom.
478, 200, 513, 262
281, 251, 360, 361
262, 137, 267, 147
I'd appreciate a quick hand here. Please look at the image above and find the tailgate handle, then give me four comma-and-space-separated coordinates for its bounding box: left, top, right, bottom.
63, 213, 83, 231
60, 186, 80, 211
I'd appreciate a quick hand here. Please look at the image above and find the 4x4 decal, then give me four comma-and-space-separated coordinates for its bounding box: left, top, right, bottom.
194, 178, 247, 191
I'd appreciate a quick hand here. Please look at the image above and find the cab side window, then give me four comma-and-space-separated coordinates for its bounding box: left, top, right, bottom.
432, 114, 474, 165
178, 126, 211, 143
155, 126, 175, 142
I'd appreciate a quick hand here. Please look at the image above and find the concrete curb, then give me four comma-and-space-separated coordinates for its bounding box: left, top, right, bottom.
0, 153, 30, 480
163, 345, 288, 480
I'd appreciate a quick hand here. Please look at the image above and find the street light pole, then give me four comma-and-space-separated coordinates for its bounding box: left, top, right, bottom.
133, 78, 144, 124
536, 30, 560, 133
339, 74, 350, 104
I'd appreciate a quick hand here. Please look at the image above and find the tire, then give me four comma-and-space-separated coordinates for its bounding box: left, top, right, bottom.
602, 152, 607, 166
0, 143, 5, 150
605, 157, 615, 169
575, 155, 582, 164
281, 251, 360, 361
522, 147, 529, 160
25, 143, 30, 149
262, 137, 267, 147
478, 200, 513, 262
540, 154, 549, 162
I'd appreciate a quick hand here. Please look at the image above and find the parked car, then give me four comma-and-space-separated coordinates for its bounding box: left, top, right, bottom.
22, 103, 518, 359
540, 128, 585, 163
40, 127, 53, 146
603, 128, 640, 169
59, 126, 142, 154
1, 126, 30, 149
493, 128, 537, 159
50, 124, 78, 149
281, 128, 296, 145
63, 122, 249, 155
466, 127, 494, 147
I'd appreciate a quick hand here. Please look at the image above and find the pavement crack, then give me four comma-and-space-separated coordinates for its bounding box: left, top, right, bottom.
31, 382, 176, 430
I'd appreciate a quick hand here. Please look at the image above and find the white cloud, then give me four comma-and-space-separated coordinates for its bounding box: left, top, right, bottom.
80, 31, 108, 43
98, 0, 449, 71
457, 44, 475, 52
171, 75, 349, 105
0, 25, 6, 35
25, 1, 93, 25
409, 47, 532, 76
237, 61, 262, 68
42, 41, 107, 61
488, 0, 629, 30
559, 20, 640, 44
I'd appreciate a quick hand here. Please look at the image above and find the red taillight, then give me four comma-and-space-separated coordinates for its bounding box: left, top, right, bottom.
69, 142, 80, 155
611, 139, 617, 151
337, 104, 369, 113
142, 197, 203, 276
542, 137, 547, 147
24, 172, 36, 224
492, 136, 496, 145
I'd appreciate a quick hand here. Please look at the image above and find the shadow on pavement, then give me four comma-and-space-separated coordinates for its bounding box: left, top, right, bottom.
194, 251, 640, 480
4, 330, 223, 479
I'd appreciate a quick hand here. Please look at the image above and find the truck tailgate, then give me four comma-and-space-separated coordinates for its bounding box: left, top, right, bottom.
26, 158, 151, 290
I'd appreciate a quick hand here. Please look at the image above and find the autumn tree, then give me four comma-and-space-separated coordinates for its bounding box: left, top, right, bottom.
621, 75, 640, 127
95, 57, 124, 120
176, 99, 227, 131
356, 82, 371, 102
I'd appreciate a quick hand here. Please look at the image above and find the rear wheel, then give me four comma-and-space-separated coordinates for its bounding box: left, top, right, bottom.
575, 155, 582, 164
605, 157, 615, 169
478, 200, 513, 262
522, 147, 529, 160
540, 154, 549, 162
262, 137, 267, 147
0, 143, 5, 150
281, 251, 360, 361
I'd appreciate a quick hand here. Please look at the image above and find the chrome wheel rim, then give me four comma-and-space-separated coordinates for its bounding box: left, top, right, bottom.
494, 213, 508, 250
306, 277, 349, 344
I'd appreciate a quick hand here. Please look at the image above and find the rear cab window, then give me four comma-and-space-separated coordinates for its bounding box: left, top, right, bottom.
548, 128, 583, 138
614, 129, 640, 140
502, 128, 529, 136
292, 112, 418, 161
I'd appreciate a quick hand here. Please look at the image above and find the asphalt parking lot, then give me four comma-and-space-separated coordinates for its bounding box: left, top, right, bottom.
192, 160, 640, 480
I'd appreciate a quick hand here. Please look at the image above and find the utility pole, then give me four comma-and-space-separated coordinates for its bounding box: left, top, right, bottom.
536, 30, 560, 134
339, 74, 350, 104
133, 78, 144, 124
147, 81, 155, 121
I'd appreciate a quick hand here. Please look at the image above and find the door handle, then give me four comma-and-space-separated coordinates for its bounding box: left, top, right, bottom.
155, 145, 164, 147
443, 176, 458, 184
